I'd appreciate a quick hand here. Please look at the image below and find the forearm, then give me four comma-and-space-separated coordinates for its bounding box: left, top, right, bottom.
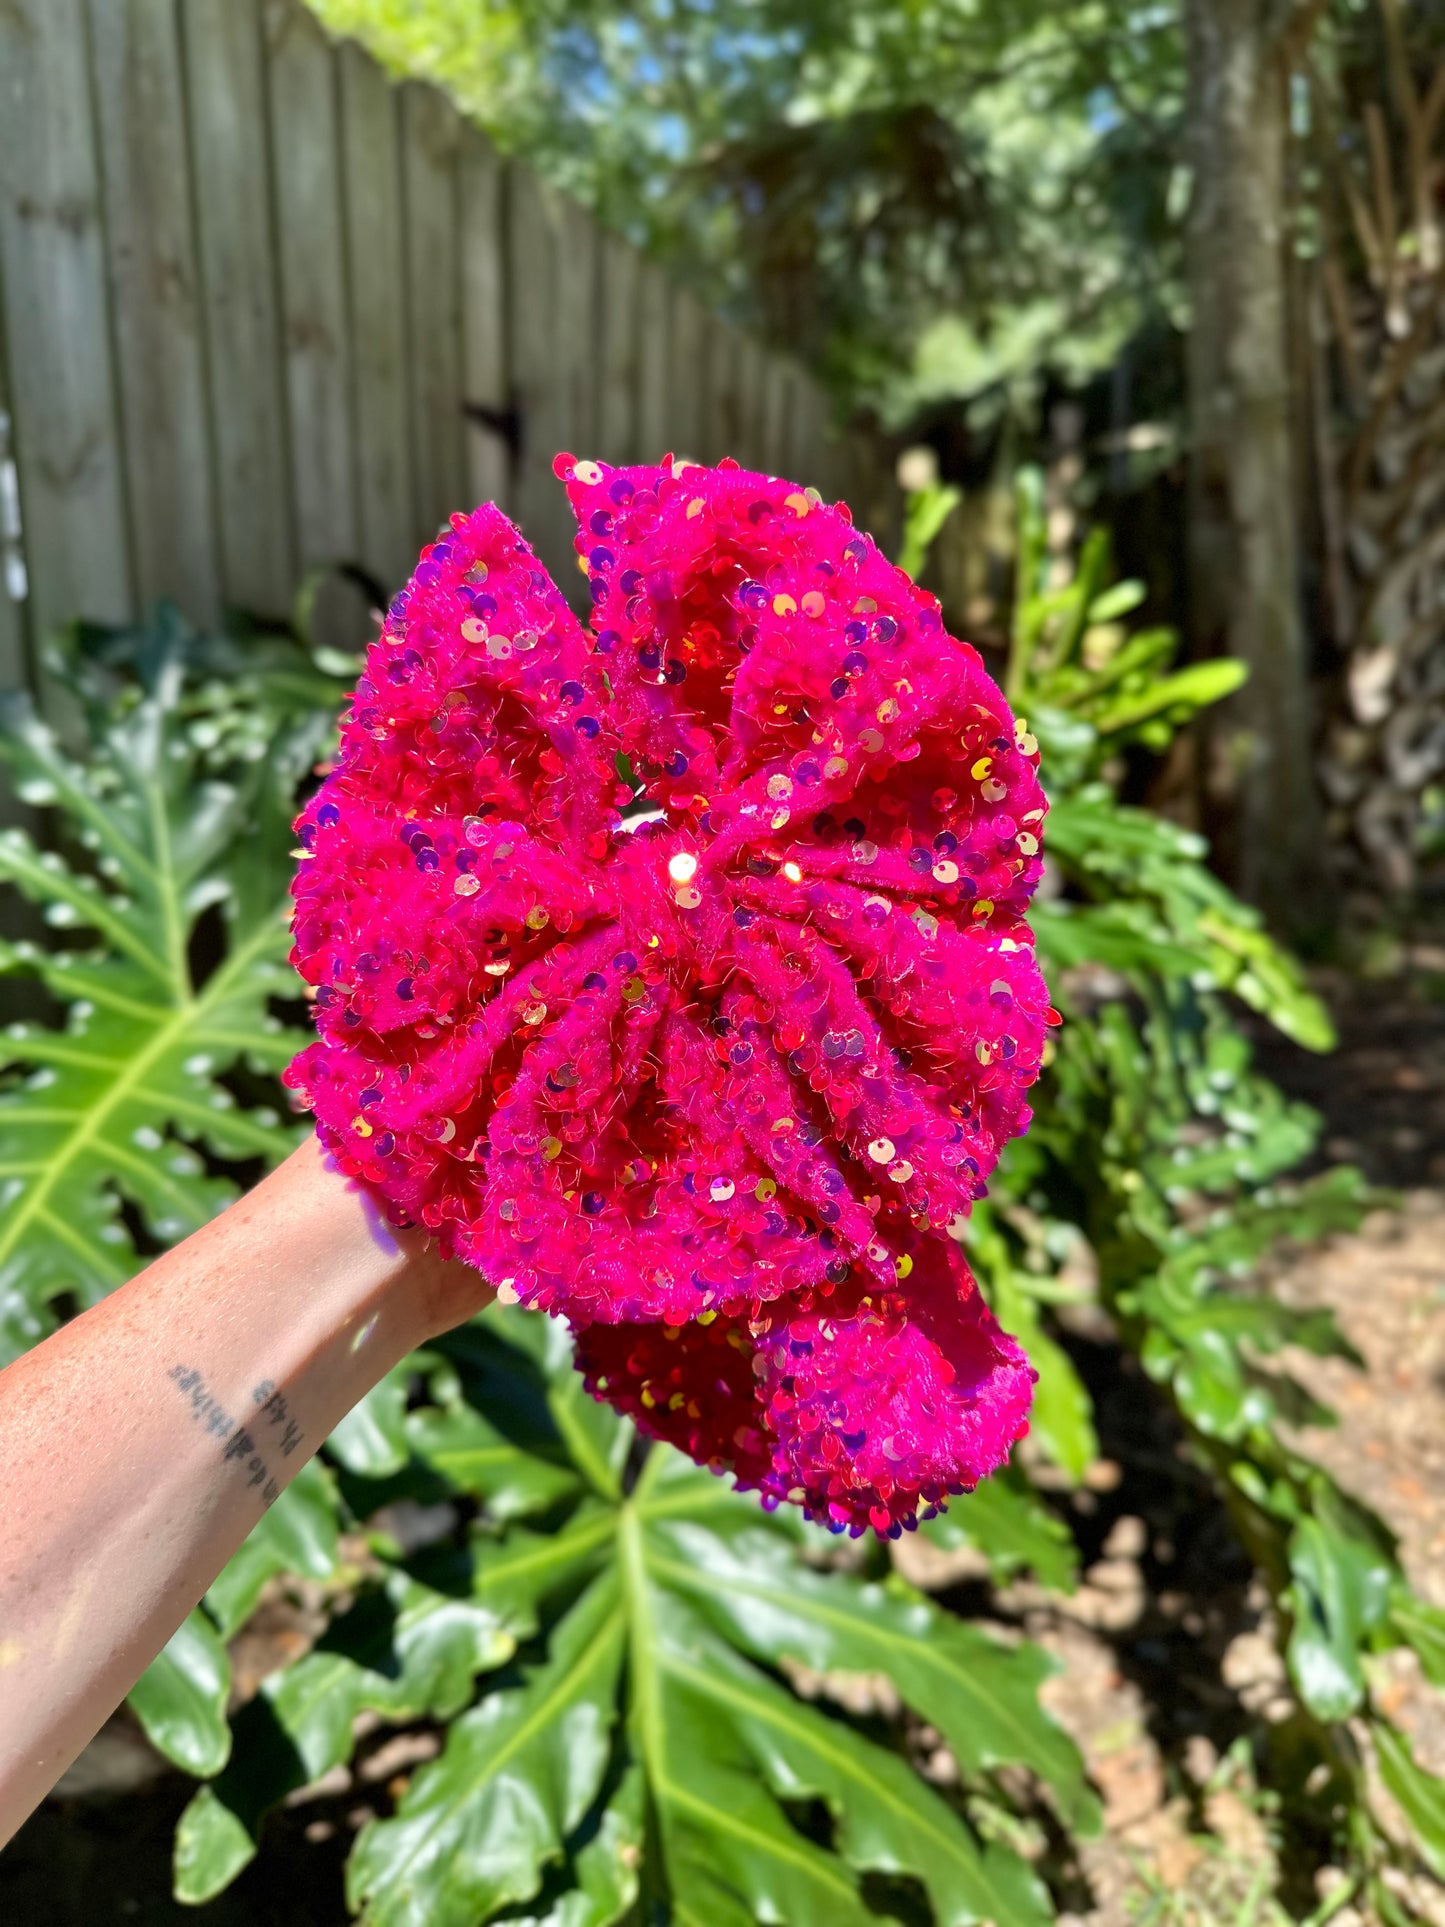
0, 1136, 473, 1841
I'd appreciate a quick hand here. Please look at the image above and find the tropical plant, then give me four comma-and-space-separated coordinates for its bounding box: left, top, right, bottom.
930, 470, 1445, 1920
0, 607, 1093, 1922
7, 478, 1445, 1917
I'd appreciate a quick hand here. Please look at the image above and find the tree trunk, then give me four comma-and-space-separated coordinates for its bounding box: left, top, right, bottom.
1185, 0, 1330, 937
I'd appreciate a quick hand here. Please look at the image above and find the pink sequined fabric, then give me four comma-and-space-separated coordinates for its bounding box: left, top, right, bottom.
286, 455, 1054, 1533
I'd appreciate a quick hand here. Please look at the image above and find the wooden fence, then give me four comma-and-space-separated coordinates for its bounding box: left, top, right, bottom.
0, 0, 874, 689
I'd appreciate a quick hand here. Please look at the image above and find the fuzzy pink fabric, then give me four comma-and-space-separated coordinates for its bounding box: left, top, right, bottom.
285, 455, 1054, 1533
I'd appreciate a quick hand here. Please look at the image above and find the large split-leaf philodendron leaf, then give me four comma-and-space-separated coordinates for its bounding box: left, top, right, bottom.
0, 655, 315, 1770
0, 672, 309, 1359
176, 1303, 1095, 1924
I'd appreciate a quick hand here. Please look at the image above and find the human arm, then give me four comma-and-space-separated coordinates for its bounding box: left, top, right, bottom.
0, 1134, 491, 1843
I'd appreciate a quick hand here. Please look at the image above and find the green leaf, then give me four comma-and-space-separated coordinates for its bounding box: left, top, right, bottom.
1286, 1517, 1392, 1721
127, 1608, 232, 1778
336, 1557, 523, 1721
174, 1781, 259, 1903
1194, 910, 1336, 1052
988, 1269, 1098, 1484
617, 1518, 876, 1927
510, 1765, 645, 1927
897, 480, 962, 580
1086, 578, 1147, 623
347, 1575, 628, 1926
406, 1401, 585, 1519
1091, 657, 1247, 734
915, 1463, 1078, 1591
328, 1361, 414, 1477
1392, 1599, 1445, 1690
183, 1497, 617, 1895
646, 1511, 1098, 1834
0, 679, 308, 1356
1374, 1725, 1445, 1883
177, 1553, 527, 1898
642, 1585, 1053, 1926
192, 1303, 1087, 1919
206, 1457, 341, 1638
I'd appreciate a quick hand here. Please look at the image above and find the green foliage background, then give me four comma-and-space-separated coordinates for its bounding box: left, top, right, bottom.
5, 497, 1445, 1918
302, 0, 1183, 418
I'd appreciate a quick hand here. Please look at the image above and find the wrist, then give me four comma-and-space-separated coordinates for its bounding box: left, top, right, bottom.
254, 1137, 490, 1362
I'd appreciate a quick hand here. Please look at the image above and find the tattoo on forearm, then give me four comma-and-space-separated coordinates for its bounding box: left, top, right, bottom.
167, 1366, 306, 1507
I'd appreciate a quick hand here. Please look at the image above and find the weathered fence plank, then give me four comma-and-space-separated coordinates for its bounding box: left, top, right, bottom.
0, 339, 40, 925
734, 333, 768, 474
783, 364, 814, 485
457, 129, 508, 512
556, 197, 599, 469
0, 0, 132, 637
402, 82, 466, 549
183, 0, 294, 616
508, 166, 571, 586
265, 0, 357, 576
338, 41, 412, 592
88, 0, 219, 625
597, 231, 639, 465
696, 312, 730, 464
0, 0, 873, 649
635, 257, 672, 466
0, 347, 28, 691
762, 355, 792, 477
667, 288, 706, 464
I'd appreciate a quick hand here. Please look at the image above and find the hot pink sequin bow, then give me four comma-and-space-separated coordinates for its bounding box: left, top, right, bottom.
286, 455, 1056, 1534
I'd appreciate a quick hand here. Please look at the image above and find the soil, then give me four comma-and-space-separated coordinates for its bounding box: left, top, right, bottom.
8, 961, 1445, 1925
